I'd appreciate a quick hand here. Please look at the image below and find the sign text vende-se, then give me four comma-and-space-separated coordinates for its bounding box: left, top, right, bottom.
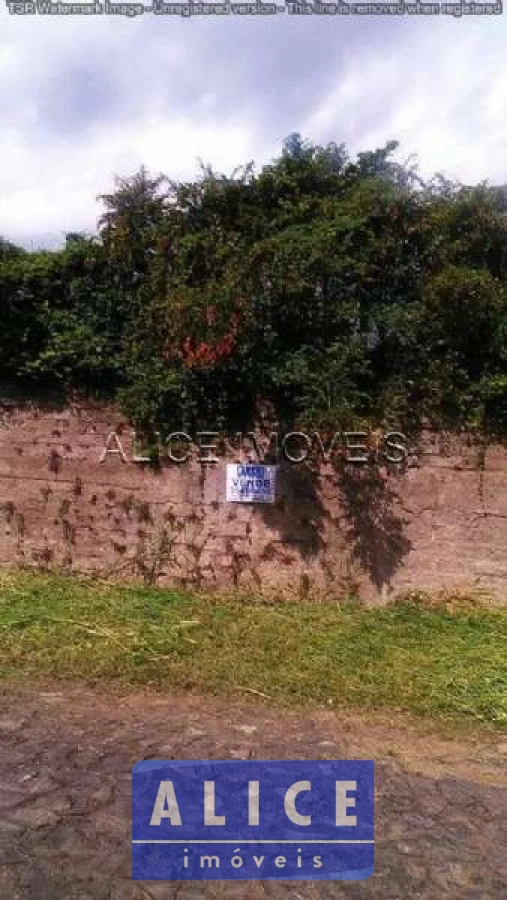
226, 464, 276, 503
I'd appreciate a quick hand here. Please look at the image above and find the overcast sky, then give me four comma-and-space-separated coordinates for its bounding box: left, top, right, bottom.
0, 8, 505, 249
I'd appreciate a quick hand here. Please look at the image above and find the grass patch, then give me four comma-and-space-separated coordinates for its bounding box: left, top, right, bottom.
0, 571, 506, 728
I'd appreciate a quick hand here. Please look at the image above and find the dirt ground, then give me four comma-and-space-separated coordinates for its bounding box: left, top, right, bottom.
0, 681, 506, 899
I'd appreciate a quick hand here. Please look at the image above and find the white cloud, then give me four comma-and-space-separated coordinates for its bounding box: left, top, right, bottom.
0, 113, 257, 245
1, 10, 507, 247
305, 20, 507, 184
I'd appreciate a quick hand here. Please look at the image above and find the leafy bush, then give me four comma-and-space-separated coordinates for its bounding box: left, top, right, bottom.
2, 136, 507, 434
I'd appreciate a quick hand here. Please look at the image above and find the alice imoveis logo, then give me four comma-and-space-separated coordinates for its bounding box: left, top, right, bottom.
132, 759, 374, 881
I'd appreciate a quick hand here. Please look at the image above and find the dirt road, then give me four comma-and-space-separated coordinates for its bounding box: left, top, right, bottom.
0, 682, 506, 899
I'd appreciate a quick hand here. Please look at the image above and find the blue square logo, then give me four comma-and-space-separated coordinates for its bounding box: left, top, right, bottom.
132, 759, 374, 880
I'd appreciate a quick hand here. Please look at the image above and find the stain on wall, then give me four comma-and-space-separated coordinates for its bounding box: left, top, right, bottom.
0, 391, 506, 602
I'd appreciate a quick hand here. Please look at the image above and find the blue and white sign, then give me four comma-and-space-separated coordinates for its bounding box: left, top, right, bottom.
132, 759, 374, 881
226, 464, 277, 503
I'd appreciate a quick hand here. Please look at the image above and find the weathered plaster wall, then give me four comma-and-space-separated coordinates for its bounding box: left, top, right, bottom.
0, 391, 506, 602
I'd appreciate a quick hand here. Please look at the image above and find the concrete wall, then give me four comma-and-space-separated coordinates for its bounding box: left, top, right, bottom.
1, 391, 506, 602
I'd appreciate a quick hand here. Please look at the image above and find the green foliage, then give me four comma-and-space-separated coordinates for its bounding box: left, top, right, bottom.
1, 137, 507, 433
1, 571, 505, 726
